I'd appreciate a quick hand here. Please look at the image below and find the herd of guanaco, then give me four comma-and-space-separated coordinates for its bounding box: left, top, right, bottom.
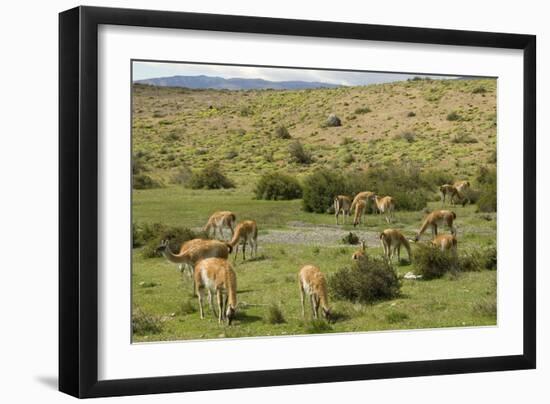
156, 180, 468, 325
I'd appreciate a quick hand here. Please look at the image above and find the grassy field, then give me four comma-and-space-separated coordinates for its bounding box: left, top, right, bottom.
132, 78, 497, 342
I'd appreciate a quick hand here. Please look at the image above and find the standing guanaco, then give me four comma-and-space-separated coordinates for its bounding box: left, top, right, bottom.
298, 265, 331, 320
350, 191, 375, 213
353, 199, 367, 227
203, 211, 236, 240
334, 195, 352, 225
380, 229, 411, 263
370, 195, 396, 223
194, 257, 237, 324
439, 184, 460, 204
156, 239, 231, 271
227, 220, 258, 261
414, 210, 456, 241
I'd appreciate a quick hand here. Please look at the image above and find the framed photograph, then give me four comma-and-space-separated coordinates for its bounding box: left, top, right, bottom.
59, 6, 536, 398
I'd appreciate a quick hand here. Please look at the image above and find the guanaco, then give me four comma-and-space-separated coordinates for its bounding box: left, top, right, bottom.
298, 265, 331, 320
203, 211, 236, 240
351, 240, 367, 261
353, 199, 367, 227
439, 184, 460, 204
194, 257, 237, 324
370, 195, 396, 223
453, 180, 470, 194
431, 234, 458, 257
414, 210, 456, 241
227, 220, 258, 261
334, 195, 352, 225
380, 229, 411, 263
350, 191, 375, 213
157, 238, 231, 273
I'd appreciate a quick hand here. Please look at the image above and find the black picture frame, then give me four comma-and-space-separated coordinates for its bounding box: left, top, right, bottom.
59, 5, 536, 398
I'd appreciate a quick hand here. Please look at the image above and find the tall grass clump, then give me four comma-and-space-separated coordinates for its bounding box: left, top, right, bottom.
266, 305, 286, 324
302, 169, 346, 213
354, 106, 371, 114
132, 308, 163, 335
274, 125, 291, 139
476, 166, 497, 212
288, 141, 313, 164
329, 258, 400, 303
446, 111, 461, 121
188, 163, 235, 189
254, 172, 303, 200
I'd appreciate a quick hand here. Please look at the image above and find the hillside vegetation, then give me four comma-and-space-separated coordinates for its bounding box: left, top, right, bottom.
132, 78, 496, 182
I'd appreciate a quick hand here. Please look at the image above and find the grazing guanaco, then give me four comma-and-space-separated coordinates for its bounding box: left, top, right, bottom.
414, 210, 456, 241
370, 195, 396, 223
194, 257, 237, 324
157, 238, 231, 273
350, 191, 375, 213
439, 184, 460, 204
431, 234, 458, 257
351, 240, 367, 261
227, 220, 258, 261
334, 195, 352, 225
298, 265, 331, 320
453, 180, 470, 194
380, 229, 411, 263
203, 211, 236, 240
352, 199, 367, 227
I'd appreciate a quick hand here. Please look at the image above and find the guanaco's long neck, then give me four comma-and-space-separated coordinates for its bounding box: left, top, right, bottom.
162, 245, 191, 265
417, 216, 431, 236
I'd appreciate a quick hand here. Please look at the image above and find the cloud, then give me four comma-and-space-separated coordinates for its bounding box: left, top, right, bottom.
132, 61, 456, 85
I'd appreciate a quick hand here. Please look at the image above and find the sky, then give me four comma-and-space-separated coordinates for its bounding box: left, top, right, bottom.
132, 61, 458, 86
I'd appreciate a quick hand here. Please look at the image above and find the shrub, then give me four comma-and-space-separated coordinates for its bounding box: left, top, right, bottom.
341, 232, 359, 245
254, 172, 303, 200
225, 150, 238, 160
134, 223, 205, 258
302, 169, 346, 213
407, 111, 416, 117
329, 258, 400, 303
132, 155, 147, 175
446, 111, 461, 121
274, 125, 291, 139
472, 86, 487, 94
325, 114, 342, 127
170, 166, 193, 185
305, 319, 333, 333
477, 167, 497, 212
132, 308, 162, 335
451, 133, 478, 144
133, 174, 162, 189
396, 131, 416, 143
239, 105, 253, 116
482, 246, 497, 270
420, 169, 454, 191
288, 141, 313, 165
266, 305, 286, 324
188, 164, 235, 189
354, 106, 371, 114
413, 243, 458, 280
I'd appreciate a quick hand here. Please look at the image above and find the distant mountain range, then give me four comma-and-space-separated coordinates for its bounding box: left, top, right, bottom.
134, 75, 341, 90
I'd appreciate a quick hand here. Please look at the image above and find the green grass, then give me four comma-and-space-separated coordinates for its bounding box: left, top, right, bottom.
132, 186, 496, 342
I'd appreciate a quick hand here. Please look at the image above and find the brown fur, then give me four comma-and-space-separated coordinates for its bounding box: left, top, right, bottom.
298, 265, 330, 320
432, 234, 458, 256
227, 220, 258, 261
334, 195, 352, 224
350, 191, 375, 212
351, 241, 367, 261
371, 195, 396, 223
203, 211, 236, 240
194, 258, 237, 324
415, 210, 457, 241
353, 199, 367, 227
380, 229, 411, 262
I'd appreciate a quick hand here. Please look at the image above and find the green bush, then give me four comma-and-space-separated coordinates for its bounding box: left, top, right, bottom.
407, 111, 416, 117
420, 169, 454, 191
354, 106, 371, 114
274, 125, 291, 139
133, 174, 162, 190
446, 111, 461, 121
341, 232, 359, 245
133, 222, 206, 258
170, 166, 193, 185
132, 308, 163, 335
266, 305, 286, 324
254, 172, 303, 200
288, 141, 313, 164
329, 258, 400, 303
476, 167, 497, 212
302, 169, 346, 213
188, 164, 235, 189
413, 243, 457, 280
482, 246, 497, 270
